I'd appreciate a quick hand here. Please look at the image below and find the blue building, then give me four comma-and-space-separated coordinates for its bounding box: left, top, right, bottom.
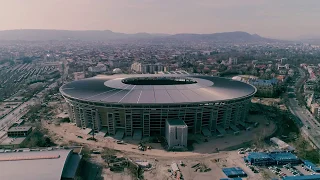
246, 152, 275, 166
303, 160, 320, 173
282, 175, 320, 180
248, 78, 278, 97
246, 152, 300, 166
269, 152, 300, 165
222, 167, 247, 178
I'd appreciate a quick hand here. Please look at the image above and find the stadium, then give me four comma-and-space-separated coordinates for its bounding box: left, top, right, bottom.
60, 75, 256, 138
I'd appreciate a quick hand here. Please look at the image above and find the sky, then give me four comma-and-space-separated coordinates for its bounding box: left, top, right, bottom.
0, 0, 320, 39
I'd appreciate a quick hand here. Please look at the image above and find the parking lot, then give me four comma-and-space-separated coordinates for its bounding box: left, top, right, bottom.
265, 164, 317, 179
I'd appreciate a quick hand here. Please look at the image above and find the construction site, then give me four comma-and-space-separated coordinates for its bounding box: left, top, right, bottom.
34, 89, 315, 180
40, 110, 278, 180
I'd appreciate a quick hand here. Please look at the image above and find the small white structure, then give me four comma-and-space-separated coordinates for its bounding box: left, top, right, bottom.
112, 68, 122, 74
165, 119, 188, 150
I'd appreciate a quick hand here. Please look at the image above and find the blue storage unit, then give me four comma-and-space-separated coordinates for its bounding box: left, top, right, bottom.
282, 175, 320, 180
222, 167, 247, 178
220, 178, 242, 180
303, 160, 320, 173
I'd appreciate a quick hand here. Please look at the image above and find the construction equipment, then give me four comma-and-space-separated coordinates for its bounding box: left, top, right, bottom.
179, 160, 185, 167
138, 144, 145, 151
191, 163, 211, 173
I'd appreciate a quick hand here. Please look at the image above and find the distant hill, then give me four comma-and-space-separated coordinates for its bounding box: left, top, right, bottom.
0, 29, 275, 43
165, 31, 273, 43
0, 29, 166, 41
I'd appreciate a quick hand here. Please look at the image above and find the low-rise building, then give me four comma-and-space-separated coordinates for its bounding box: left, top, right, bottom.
249, 79, 278, 97
246, 152, 300, 166
131, 62, 164, 74
233, 75, 278, 97
0, 126, 33, 148
228, 57, 238, 65
7, 126, 32, 137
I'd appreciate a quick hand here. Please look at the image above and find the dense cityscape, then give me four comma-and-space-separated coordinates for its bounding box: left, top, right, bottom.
1, 34, 320, 180
2, 1, 320, 180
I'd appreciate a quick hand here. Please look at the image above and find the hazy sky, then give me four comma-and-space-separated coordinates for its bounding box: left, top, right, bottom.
1, 0, 320, 39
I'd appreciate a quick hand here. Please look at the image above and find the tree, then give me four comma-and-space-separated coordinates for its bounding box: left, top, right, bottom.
20, 129, 55, 148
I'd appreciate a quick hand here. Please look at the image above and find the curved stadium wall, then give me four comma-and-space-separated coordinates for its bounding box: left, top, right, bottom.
60, 75, 256, 137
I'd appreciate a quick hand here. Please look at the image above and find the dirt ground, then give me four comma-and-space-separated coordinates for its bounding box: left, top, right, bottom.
90, 150, 265, 180
43, 114, 275, 158
252, 97, 281, 106
252, 97, 287, 110
142, 151, 266, 180
42, 114, 276, 180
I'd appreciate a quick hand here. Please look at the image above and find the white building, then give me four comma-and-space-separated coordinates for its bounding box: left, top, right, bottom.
88, 63, 106, 73
131, 62, 142, 72
131, 62, 164, 74
165, 119, 188, 150
228, 57, 238, 65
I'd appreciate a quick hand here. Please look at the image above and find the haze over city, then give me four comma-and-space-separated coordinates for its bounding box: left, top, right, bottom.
3, 1, 320, 180
1, 0, 320, 39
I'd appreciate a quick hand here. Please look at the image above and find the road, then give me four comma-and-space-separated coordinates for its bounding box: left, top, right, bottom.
0, 101, 32, 130
287, 68, 320, 148
0, 81, 58, 131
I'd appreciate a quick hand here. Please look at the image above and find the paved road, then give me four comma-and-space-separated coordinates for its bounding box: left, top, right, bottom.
0, 99, 35, 130
287, 68, 320, 148
0, 82, 58, 131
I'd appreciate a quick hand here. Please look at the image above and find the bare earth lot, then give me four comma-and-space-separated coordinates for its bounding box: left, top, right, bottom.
42, 114, 276, 180
43, 114, 275, 158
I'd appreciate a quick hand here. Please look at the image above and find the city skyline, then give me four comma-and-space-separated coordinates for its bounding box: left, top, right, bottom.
1, 0, 320, 40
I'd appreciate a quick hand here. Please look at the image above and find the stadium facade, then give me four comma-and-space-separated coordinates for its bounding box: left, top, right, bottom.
60, 75, 256, 137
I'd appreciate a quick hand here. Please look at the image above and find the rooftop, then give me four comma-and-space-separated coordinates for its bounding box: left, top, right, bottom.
303, 160, 320, 171
247, 152, 272, 160
222, 167, 247, 178
0, 137, 26, 146
268, 152, 299, 161
167, 119, 187, 126
60, 74, 256, 104
8, 126, 32, 132
282, 175, 320, 180
0, 149, 80, 180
